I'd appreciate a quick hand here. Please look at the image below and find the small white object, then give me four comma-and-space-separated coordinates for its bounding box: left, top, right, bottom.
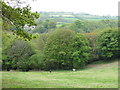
73, 69, 76, 71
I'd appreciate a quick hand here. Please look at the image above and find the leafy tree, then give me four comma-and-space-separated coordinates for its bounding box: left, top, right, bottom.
44, 29, 75, 69
29, 53, 45, 70
72, 33, 91, 68
70, 20, 84, 33
29, 33, 48, 54
83, 32, 99, 62
97, 28, 119, 59
1, 0, 40, 40
3, 39, 35, 71
44, 29, 91, 69
2, 33, 15, 61
2, 33, 15, 71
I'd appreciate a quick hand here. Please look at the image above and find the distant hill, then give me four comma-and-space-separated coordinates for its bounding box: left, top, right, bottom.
38, 11, 118, 24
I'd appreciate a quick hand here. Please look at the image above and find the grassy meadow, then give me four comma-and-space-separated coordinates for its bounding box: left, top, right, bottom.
2, 60, 118, 88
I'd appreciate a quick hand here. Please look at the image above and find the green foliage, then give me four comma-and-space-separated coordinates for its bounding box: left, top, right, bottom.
29, 54, 45, 70
83, 32, 99, 62
2, 39, 35, 71
44, 29, 75, 69
2, 27, 119, 71
29, 34, 48, 53
43, 19, 56, 29
2, 33, 15, 51
61, 20, 117, 33
2, 33, 15, 65
2, 32, 48, 71
70, 20, 84, 33
1, 1, 40, 40
72, 33, 91, 68
44, 29, 91, 69
33, 19, 56, 33
97, 28, 119, 59
2, 5, 119, 71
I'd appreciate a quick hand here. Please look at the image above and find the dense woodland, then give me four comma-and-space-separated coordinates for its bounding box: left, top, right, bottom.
1, 0, 119, 71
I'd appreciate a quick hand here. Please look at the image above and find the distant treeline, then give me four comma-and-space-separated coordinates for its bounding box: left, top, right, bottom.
32, 19, 117, 33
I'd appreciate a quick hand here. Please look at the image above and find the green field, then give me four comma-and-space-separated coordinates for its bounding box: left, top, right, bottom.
2, 60, 118, 88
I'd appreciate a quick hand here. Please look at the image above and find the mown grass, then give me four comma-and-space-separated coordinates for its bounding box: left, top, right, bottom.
2, 60, 118, 88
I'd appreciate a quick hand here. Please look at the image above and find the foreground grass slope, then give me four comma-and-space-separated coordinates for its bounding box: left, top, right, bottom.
2, 60, 118, 88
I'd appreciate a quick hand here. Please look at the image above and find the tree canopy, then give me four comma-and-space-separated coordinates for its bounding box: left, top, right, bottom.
44, 29, 91, 69
97, 28, 119, 59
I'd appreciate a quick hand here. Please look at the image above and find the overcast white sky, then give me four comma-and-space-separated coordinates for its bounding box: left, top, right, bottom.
28, 0, 119, 16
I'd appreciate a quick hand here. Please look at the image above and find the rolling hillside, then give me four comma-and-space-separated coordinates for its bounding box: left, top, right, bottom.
38, 12, 118, 24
